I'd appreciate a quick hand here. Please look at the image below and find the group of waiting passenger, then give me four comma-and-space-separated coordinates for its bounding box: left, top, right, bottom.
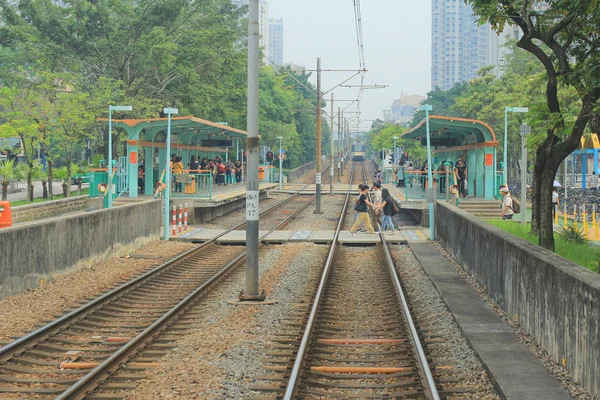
170, 154, 243, 192
393, 156, 469, 197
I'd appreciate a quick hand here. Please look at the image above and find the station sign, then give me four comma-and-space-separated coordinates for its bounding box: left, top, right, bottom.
420, 138, 458, 147
202, 139, 233, 148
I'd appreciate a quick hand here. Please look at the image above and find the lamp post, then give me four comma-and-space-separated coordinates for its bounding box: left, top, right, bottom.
519, 124, 531, 224
504, 107, 528, 186
277, 136, 283, 191
163, 107, 178, 241
107, 105, 132, 209
419, 104, 434, 240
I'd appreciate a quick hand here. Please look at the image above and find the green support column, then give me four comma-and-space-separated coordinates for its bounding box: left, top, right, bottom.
145, 147, 154, 195
484, 147, 495, 200
467, 150, 476, 197
127, 142, 139, 198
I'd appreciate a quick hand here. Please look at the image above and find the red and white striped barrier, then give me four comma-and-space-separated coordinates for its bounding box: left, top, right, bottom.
184, 203, 188, 231
172, 206, 176, 236
178, 205, 183, 233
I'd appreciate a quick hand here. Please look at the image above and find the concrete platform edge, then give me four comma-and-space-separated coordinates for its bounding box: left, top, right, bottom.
408, 241, 571, 400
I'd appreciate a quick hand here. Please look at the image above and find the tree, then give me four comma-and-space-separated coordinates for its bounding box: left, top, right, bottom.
0, 159, 15, 201
466, 1, 600, 251
53, 91, 95, 197
0, 86, 43, 202
367, 124, 426, 165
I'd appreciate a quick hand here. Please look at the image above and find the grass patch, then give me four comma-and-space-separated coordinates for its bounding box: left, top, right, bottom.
488, 220, 600, 272
10, 188, 90, 207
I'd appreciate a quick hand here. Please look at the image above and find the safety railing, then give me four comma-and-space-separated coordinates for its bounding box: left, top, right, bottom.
171, 170, 213, 199
403, 171, 461, 205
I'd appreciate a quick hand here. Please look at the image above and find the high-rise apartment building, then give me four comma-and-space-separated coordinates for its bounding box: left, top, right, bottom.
431, 0, 522, 90
258, 0, 270, 63
233, 0, 270, 64
432, 0, 494, 90
268, 18, 284, 66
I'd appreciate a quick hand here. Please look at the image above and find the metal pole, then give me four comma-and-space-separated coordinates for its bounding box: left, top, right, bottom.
330, 92, 334, 195
163, 109, 174, 240
564, 159, 568, 199
338, 107, 343, 175
504, 107, 508, 186
107, 106, 113, 209
243, 0, 262, 300
279, 137, 283, 191
315, 57, 322, 213
521, 133, 527, 224
423, 105, 434, 241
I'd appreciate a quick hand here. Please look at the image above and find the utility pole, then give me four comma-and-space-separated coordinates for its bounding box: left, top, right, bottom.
241, 0, 263, 301
315, 57, 322, 214
330, 93, 334, 194
338, 107, 342, 179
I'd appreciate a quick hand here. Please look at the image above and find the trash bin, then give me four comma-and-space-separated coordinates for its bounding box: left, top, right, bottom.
258, 167, 265, 180
0, 201, 13, 228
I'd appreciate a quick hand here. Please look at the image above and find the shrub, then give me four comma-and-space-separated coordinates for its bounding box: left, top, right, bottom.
558, 224, 589, 245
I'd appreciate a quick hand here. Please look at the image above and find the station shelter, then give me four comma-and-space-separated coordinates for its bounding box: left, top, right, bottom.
401, 116, 499, 200
95, 116, 247, 198
575, 133, 600, 188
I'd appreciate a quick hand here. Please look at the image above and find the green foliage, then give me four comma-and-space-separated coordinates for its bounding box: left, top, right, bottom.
558, 224, 589, 245
14, 162, 28, 181
0, 159, 15, 182
53, 166, 68, 181
367, 123, 426, 164
488, 220, 600, 271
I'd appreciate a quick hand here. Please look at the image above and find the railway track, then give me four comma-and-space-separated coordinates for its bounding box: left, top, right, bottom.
248, 161, 442, 399
0, 185, 316, 399
284, 161, 441, 399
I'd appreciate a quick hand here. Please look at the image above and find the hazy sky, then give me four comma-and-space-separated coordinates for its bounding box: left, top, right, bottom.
268, 0, 432, 131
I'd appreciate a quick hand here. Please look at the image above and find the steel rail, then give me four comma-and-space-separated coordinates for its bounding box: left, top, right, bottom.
379, 227, 441, 400
58, 187, 316, 399
0, 183, 313, 363
283, 162, 356, 400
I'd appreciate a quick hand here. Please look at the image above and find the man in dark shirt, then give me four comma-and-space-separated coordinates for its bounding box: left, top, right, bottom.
454, 157, 468, 197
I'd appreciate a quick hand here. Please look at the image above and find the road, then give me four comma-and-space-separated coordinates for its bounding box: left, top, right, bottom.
6, 181, 89, 202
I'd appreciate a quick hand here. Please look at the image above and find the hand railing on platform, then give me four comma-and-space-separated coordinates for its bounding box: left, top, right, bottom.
403, 170, 461, 204
171, 169, 213, 199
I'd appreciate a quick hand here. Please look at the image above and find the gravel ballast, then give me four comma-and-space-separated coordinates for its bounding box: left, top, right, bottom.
391, 244, 500, 399
126, 243, 328, 399
0, 240, 197, 343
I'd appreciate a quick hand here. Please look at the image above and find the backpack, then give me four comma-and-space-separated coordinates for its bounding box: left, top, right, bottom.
509, 196, 521, 213
392, 201, 399, 216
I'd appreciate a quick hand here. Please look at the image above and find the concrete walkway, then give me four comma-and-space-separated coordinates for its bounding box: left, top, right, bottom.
410, 242, 571, 400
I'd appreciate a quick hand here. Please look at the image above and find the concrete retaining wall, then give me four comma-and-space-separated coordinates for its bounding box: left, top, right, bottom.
288, 161, 316, 183
0, 200, 161, 300
12, 196, 94, 223
435, 201, 600, 396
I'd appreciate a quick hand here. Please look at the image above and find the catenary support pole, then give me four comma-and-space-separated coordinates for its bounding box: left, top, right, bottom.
338, 107, 342, 179
242, 0, 262, 300
315, 57, 322, 213
330, 92, 334, 194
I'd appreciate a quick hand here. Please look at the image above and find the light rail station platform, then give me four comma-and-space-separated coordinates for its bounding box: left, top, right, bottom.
173, 227, 428, 244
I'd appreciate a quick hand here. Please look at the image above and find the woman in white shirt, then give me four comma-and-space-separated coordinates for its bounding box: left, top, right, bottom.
552, 187, 560, 218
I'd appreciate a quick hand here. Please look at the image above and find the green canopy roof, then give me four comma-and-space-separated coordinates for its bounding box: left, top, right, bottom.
97, 116, 247, 146
403, 116, 498, 148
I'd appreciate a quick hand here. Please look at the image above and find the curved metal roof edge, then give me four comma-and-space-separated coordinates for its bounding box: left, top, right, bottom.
96, 116, 247, 136
403, 115, 497, 143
